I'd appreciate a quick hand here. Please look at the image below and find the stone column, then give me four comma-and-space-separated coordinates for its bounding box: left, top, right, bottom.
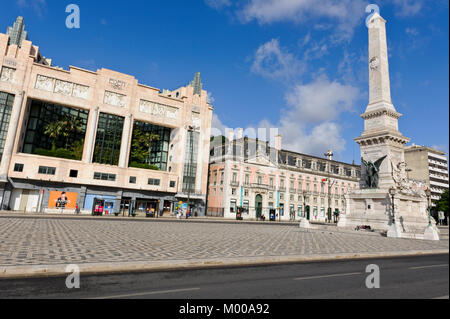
0, 91, 25, 181
119, 114, 133, 168
83, 107, 99, 164
114, 190, 123, 215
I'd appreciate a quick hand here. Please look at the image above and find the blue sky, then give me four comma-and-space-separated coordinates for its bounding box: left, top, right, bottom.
2, 0, 449, 164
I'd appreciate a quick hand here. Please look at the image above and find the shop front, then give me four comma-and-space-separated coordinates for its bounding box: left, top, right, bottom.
84, 194, 116, 215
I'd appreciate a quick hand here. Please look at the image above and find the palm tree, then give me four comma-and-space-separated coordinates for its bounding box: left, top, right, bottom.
44, 115, 83, 151
44, 121, 65, 151
130, 128, 160, 165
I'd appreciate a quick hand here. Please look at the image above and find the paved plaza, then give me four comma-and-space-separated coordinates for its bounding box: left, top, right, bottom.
0, 216, 448, 268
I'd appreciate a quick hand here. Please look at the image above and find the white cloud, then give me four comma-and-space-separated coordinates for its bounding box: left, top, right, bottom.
207, 91, 215, 104
285, 76, 360, 123
239, 0, 366, 40
211, 113, 227, 135
251, 39, 305, 80
205, 0, 232, 10
405, 27, 419, 36
210, 76, 361, 157
261, 76, 361, 156
16, 0, 46, 16
391, 0, 424, 17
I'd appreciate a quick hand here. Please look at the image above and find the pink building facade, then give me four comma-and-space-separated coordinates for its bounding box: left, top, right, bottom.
207, 134, 360, 222
0, 17, 213, 216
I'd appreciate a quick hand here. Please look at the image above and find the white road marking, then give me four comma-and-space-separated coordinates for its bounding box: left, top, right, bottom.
409, 264, 449, 270
294, 272, 362, 281
90, 287, 200, 299
434, 296, 449, 300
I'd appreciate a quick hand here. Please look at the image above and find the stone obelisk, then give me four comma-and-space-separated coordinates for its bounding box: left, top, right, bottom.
339, 12, 435, 239
355, 12, 410, 189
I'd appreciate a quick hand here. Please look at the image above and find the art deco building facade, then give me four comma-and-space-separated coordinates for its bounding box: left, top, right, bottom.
0, 17, 213, 215
405, 145, 449, 205
207, 132, 360, 221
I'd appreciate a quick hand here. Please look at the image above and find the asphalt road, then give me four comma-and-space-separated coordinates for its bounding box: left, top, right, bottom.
0, 254, 448, 299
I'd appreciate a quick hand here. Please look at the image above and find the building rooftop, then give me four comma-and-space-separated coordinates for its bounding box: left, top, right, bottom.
405, 144, 447, 156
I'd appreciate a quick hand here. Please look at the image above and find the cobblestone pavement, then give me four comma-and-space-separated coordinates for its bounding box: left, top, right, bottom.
0, 217, 448, 267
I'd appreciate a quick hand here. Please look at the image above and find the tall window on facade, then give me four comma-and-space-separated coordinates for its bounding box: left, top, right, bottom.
0, 92, 14, 163
93, 113, 124, 166
22, 99, 88, 161
129, 121, 171, 171
182, 130, 199, 192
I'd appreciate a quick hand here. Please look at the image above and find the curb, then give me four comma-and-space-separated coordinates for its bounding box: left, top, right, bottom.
1, 249, 448, 280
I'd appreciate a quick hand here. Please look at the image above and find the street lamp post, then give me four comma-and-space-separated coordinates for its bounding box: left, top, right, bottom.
324, 150, 334, 223
389, 187, 396, 224
387, 186, 402, 238
303, 190, 307, 219
186, 125, 199, 219
425, 188, 432, 226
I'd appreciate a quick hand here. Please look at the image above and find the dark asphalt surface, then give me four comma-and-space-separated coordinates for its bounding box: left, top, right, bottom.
0, 254, 448, 299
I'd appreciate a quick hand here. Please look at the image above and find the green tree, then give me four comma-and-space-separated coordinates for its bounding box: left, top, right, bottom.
436, 189, 449, 215
44, 120, 65, 151
71, 139, 85, 160
44, 115, 83, 150
130, 127, 160, 165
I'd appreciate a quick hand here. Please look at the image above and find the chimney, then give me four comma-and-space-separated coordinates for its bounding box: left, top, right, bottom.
275, 135, 282, 151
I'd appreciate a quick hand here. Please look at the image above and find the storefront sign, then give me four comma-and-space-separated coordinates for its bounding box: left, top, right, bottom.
48, 191, 78, 209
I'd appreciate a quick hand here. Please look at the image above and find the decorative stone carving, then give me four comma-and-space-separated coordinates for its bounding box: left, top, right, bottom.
54, 79, 73, 96
104, 91, 126, 108
72, 84, 89, 99
391, 160, 426, 197
139, 100, 153, 113
35, 75, 54, 92
139, 100, 179, 120
153, 104, 165, 117
35, 75, 89, 99
0, 67, 15, 82
108, 78, 127, 90
166, 106, 178, 119
369, 56, 379, 70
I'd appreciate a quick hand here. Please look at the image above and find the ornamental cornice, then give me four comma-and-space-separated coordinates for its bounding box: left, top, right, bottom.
355, 133, 410, 146
361, 109, 402, 120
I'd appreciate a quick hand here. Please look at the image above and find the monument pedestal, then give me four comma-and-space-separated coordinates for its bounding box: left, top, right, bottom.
387, 222, 403, 238
344, 189, 431, 238
299, 218, 312, 229
424, 225, 440, 241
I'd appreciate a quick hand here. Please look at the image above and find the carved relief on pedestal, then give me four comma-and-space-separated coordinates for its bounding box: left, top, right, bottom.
104, 91, 126, 108
54, 79, 73, 96
391, 160, 426, 198
0, 67, 15, 83
35, 75, 54, 92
